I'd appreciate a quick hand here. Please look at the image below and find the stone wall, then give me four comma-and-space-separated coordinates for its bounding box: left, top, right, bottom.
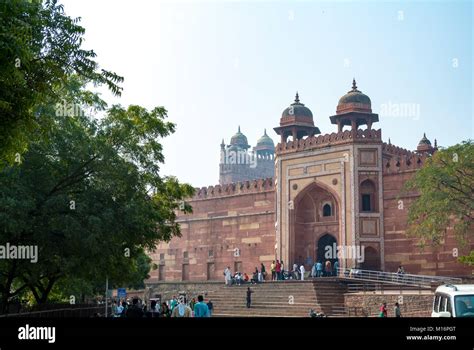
382, 166, 473, 277
344, 293, 433, 317
148, 185, 276, 282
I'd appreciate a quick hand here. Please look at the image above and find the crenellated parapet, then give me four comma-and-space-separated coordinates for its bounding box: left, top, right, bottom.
382, 143, 415, 157
193, 177, 274, 200
382, 142, 432, 173
276, 128, 382, 155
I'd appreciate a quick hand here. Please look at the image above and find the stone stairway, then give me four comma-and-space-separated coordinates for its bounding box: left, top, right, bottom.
206, 278, 346, 317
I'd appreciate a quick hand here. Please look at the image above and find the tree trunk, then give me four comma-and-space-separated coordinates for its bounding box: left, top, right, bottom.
30, 276, 58, 305
0, 261, 18, 314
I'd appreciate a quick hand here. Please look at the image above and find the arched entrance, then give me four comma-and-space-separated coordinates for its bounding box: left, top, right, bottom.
317, 233, 338, 266
291, 182, 339, 270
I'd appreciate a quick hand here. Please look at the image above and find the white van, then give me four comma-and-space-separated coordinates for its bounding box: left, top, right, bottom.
432, 284, 474, 317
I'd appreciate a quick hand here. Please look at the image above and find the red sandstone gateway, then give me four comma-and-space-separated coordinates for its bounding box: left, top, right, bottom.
150, 81, 472, 283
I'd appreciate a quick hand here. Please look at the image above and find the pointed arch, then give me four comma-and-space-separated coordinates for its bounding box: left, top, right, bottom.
291, 181, 341, 269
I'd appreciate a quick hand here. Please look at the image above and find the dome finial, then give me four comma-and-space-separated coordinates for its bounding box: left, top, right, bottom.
238, 125, 241, 133
388, 138, 391, 145
352, 78, 357, 91
423, 132, 426, 138
264, 128, 267, 136
434, 139, 438, 148
295, 91, 300, 103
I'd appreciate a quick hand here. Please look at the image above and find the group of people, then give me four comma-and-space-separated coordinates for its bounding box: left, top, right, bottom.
379, 302, 402, 317
223, 260, 341, 285
111, 295, 213, 318
270, 260, 285, 280
302, 260, 339, 280
224, 264, 267, 286
291, 260, 340, 281
111, 298, 152, 318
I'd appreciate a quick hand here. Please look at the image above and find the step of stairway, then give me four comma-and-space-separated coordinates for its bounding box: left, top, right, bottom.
164, 280, 348, 317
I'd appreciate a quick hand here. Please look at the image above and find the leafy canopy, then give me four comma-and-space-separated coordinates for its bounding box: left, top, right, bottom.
0, 0, 123, 164
404, 140, 474, 264
0, 80, 194, 308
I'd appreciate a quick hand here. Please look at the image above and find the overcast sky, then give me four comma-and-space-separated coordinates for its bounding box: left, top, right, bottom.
60, 0, 473, 187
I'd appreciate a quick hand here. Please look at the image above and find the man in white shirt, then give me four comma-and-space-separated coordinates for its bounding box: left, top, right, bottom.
299, 265, 305, 281
224, 267, 232, 285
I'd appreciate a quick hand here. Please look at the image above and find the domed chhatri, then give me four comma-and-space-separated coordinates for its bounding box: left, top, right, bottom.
274, 92, 321, 144
330, 79, 379, 132
281, 92, 314, 119
337, 78, 372, 113
229, 126, 250, 150
254, 129, 275, 155
417, 133, 435, 154
256, 129, 274, 148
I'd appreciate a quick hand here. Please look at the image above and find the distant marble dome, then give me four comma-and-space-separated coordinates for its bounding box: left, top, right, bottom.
229, 126, 250, 149
336, 79, 372, 114
256, 129, 274, 148
281, 92, 314, 119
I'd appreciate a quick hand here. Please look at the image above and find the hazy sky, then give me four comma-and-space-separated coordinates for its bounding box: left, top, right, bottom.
60, 0, 473, 187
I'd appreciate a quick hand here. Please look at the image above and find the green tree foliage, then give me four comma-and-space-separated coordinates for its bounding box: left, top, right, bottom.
0, 79, 194, 312
0, 0, 123, 164
404, 140, 474, 264
0, 0, 193, 312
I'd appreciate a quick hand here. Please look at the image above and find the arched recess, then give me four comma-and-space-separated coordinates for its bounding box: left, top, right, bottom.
322, 203, 332, 217
360, 179, 377, 213
316, 233, 338, 266
291, 182, 340, 269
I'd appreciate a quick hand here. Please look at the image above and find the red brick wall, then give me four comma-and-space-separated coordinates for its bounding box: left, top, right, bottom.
344, 293, 433, 317
383, 170, 473, 277
148, 188, 276, 282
